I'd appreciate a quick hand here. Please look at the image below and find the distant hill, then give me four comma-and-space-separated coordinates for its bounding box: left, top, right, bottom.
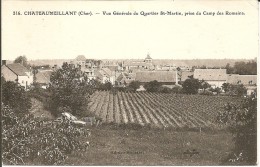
103, 59, 255, 68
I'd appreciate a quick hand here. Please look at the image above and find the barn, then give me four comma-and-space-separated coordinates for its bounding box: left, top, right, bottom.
194, 69, 227, 88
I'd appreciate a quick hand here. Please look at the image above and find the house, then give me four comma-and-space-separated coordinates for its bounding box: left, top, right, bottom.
227, 74, 257, 95
227, 74, 257, 85
123, 54, 155, 71
35, 70, 52, 89
1, 62, 33, 90
81, 67, 96, 81
116, 72, 136, 87
96, 68, 116, 84
101, 61, 120, 72
135, 71, 176, 85
194, 69, 227, 89
123, 61, 154, 71
69, 55, 87, 68
75, 55, 87, 67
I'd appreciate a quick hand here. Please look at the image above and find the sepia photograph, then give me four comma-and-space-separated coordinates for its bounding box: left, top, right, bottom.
1, 0, 258, 166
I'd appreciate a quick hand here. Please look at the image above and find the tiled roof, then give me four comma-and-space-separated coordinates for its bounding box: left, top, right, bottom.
194, 69, 227, 81
116, 72, 136, 82
102, 68, 113, 76
136, 71, 176, 83
227, 74, 257, 85
6, 63, 30, 76
35, 71, 52, 84
180, 71, 194, 81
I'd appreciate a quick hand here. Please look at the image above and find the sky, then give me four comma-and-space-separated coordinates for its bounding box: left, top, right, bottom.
2, 0, 259, 61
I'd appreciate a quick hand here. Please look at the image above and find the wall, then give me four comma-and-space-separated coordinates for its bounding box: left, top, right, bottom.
18, 75, 33, 89
207, 81, 226, 89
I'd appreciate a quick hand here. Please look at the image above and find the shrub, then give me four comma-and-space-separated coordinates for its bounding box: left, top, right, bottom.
2, 104, 90, 165
158, 86, 172, 93
128, 81, 141, 91
217, 96, 257, 165
144, 80, 161, 92
171, 85, 183, 94
1, 79, 32, 113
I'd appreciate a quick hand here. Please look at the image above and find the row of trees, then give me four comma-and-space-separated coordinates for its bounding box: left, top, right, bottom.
193, 60, 257, 75
225, 61, 257, 75
125, 77, 247, 97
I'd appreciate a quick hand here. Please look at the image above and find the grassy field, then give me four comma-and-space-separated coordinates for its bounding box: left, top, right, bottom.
65, 125, 233, 165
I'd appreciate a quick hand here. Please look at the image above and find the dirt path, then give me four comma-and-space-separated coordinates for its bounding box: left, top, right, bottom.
30, 98, 54, 120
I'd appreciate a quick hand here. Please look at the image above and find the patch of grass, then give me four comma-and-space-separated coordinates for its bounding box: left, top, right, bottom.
64, 125, 234, 165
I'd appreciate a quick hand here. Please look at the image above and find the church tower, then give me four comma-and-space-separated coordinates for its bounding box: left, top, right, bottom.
144, 53, 152, 63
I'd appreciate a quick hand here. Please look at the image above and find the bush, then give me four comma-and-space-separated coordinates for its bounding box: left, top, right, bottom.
1, 79, 32, 113
158, 86, 172, 93
144, 80, 161, 92
2, 104, 90, 165
171, 85, 183, 94
128, 81, 141, 91
217, 96, 257, 165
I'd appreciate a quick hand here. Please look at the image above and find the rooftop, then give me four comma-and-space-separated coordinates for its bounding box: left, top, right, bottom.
194, 69, 227, 81
5, 63, 30, 76
136, 71, 176, 83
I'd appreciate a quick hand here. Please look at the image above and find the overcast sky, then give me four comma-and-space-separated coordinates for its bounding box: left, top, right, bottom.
2, 0, 258, 61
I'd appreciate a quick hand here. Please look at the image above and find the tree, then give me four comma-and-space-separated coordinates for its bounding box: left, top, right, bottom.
233, 61, 257, 75
128, 81, 141, 91
182, 78, 200, 94
14, 55, 28, 68
222, 83, 230, 93
144, 80, 161, 92
199, 80, 211, 92
227, 84, 247, 97
225, 61, 257, 75
1, 77, 32, 113
217, 96, 256, 165
49, 62, 95, 117
225, 63, 234, 74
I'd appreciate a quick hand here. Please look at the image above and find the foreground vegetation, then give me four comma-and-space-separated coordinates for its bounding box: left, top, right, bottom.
65, 125, 234, 165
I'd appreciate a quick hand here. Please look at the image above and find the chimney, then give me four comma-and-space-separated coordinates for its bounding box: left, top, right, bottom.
2, 60, 6, 66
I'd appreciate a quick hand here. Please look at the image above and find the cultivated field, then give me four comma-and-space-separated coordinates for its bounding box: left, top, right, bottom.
88, 91, 241, 128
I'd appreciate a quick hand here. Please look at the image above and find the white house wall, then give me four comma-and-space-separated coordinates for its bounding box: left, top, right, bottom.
18, 75, 33, 89
207, 81, 226, 89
